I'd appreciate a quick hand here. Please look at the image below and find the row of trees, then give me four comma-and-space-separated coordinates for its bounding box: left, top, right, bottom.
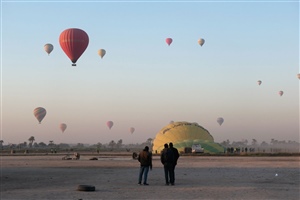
0, 137, 298, 152
220, 139, 299, 153
220, 138, 299, 147
0, 137, 153, 151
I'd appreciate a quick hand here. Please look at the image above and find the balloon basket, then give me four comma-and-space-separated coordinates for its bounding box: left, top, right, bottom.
72, 64, 76, 66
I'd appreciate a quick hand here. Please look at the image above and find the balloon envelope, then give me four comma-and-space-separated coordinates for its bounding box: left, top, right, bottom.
166, 38, 173, 46
33, 107, 47, 124
98, 49, 106, 59
279, 91, 284, 96
59, 28, 89, 66
44, 43, 53, 55
107, 121, 114, 129
59, 123, 67, 133
297, 74, 300, 79
129, 127, 135, 134
217, 117, 224, 126
198, 38, 205, 46
152, 121, 224, 154
257, 80, 262, 85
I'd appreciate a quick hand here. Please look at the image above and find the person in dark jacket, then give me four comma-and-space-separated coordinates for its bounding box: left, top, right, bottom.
138, 146, 152, 185
161, 143, 175, 185
169, 142, 180, 185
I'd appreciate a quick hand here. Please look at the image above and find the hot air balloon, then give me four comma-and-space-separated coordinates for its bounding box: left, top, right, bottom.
107, 121, 114, 129
297, 73, 300, 79
257, 80, 262, 85
198, 38, 205, 46
152, 121, 224, 154
59, 123, 67, 133
33, 107, 47, 124
166, 38, 173, 46
279, 91, 284, 96
59, 28, 89, 66
217, 117, 224, 126
44, 43, 53, 55
98, 49, 106, 59
129, 127, 135, 134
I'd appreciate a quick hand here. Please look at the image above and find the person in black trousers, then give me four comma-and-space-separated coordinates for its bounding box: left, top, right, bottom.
169, 142, 179, 185
138, 146, 152, 185
161, 143, 175, 185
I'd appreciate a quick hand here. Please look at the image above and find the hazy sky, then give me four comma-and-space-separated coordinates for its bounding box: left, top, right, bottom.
1, 0, 299, 145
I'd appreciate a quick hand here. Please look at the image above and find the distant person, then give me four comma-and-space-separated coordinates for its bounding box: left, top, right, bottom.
227, 147, 230, 154
161, 143, 175, 185
138, 146, 152, 185
73, 152, 80, 160
169, 142, 180, 185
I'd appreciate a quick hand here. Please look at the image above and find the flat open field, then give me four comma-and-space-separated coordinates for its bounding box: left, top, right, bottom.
1, 154, 299, 200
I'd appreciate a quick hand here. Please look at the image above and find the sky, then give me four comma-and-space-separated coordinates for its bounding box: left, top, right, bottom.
1, 0, 299, 146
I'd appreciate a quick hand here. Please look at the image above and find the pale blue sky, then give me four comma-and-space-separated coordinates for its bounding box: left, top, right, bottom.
1, 1, 299, 145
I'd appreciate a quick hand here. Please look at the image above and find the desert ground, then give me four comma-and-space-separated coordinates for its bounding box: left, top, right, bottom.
1, 153, 299, 200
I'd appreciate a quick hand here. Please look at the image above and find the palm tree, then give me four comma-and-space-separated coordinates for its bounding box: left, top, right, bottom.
28, 136, 35, 147
49, 141, 54, 146
251, 139, 257, 146
146, 138, 153, 144
23, 141, 27, 147
271, 139, 279, 146
116, 139, 123, 149
97, 142, 102, 149
108, 140, 116, 150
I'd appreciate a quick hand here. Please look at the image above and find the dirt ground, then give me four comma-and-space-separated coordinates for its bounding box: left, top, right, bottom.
1, 154, 299, 200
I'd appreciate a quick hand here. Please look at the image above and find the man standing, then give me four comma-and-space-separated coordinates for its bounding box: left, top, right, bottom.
169, 142, 180, 185
138, 146, 152, 185
161, 143, 175, 185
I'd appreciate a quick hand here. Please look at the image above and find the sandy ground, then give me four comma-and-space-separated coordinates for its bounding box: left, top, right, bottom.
0, 154, 299, 200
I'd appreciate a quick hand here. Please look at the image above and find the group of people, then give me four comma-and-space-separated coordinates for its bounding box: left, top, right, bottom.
137, 142, 180, 186
226, 147, 254, 153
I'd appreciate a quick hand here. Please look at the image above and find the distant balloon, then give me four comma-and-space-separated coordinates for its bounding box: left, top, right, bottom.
217, 117, 224, 126
169, 120, 174, 124
129, 127, 135, 134
106, 121, 114, 129
297, 73, 300, 80
198, 38, 205, 46
98, 49, 106, 59
257, 80, 262, 85
59, 123, 67, 133
166, 38, 173, 46
59, 28, 89, 66
33, 107, 47, 124
278, 91, 284, 96
44, 43, 53, 55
